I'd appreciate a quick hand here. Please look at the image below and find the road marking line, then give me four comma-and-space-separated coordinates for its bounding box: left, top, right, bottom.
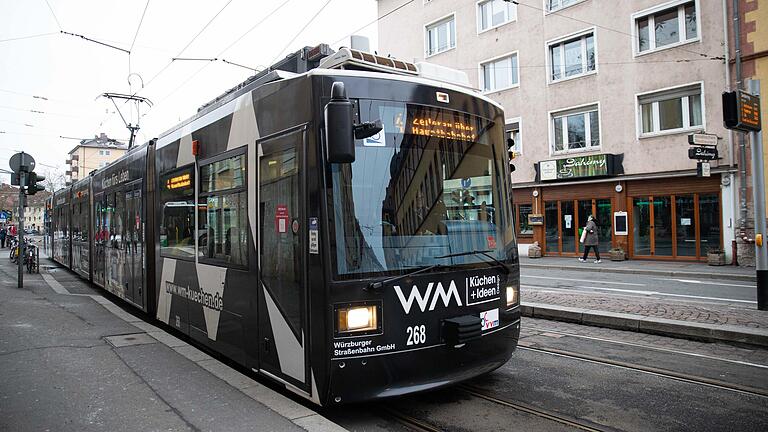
522, 275, 645, 287
652, 277, 755, 288
527, 328, 768, 370
523, 285, 757, 304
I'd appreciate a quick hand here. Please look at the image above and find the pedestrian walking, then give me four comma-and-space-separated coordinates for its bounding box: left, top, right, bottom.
0, 225, 6, 248
579, 215, 601, 263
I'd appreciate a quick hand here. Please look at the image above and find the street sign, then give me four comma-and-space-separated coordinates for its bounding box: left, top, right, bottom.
723, 90, 762, 132
688, 133, 718, 147
688, 146, 718, 160
697, 162, 711, 177
9, 152, 35, 173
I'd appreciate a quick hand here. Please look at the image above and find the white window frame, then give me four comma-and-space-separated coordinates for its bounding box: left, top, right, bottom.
478, 51, 520, 93
635, 81, 705, 139
505, 117, 522, 156
424, 13, 457, 58
544, 0, 587, 14
632, 0, 700, 57
477, 0, 517, 34
548, 102, 601, 156
545, 27, 597, 84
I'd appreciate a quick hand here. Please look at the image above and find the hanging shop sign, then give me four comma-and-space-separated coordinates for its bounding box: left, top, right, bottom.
537, 153, 623, 182
688, 146, 718, 160
527, 214, 544, 226
688, 133, 718, 147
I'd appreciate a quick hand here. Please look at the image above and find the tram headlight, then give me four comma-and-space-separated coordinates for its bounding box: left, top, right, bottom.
506, 285, 519, 307
337, 305, 378, 332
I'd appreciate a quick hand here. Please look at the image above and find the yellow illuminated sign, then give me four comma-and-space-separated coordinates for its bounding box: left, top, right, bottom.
409, 117, 477, 141
166, 173, 191, 190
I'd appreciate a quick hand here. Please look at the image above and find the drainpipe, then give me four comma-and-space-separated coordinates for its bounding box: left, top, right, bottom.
733, 0, 748, 237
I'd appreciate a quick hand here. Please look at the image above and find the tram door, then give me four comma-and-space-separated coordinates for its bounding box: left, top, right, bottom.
124, 183, 144, 308
257, 128, 309, 392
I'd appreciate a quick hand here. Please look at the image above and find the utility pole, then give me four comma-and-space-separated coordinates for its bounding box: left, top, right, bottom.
747, 80, 767, 310
17, 173, 24, 288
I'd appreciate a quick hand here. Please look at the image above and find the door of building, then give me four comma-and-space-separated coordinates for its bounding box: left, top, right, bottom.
631, 193, 720, 259
544, 198, 613, 255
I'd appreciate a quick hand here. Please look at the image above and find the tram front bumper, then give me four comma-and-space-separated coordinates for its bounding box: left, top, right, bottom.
326, 314, 520, 404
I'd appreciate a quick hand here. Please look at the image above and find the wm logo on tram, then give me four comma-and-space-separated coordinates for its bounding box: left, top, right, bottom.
394, 281, 463, 314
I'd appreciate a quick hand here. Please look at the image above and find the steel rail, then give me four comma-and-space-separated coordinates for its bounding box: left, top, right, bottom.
518, 345, 768, 398
380, 407, 445, 432
459, 385, 610, 432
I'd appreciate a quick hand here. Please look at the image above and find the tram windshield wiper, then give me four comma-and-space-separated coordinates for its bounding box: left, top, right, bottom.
365, 264, 448, 291
435, 250, 510, 275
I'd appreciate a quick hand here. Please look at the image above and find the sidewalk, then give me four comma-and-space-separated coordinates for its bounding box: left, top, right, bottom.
0, 256, 344, 432
521, 255, 756, 281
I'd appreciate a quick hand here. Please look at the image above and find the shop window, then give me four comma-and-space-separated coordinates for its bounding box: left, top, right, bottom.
478, 0, 517, 32
425, 14, 456, 57
551, 104, 600, 154
200, 153, 248, 267
518, 203, 533, 235
634, 1, 698, 55
159, 166, 196, 259
548, 30, 596, 82
480, 52, 519, 92
638, 83, 702, 136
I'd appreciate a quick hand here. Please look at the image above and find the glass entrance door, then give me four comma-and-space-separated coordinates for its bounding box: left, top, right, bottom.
545, 198, 612, 255
632, 193, 719, 259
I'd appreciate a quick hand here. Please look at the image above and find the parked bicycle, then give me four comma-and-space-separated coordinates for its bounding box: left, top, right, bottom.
24, 240, 38, 274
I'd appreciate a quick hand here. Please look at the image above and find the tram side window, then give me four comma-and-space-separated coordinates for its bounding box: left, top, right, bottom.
160, 166, 196, 259
199, 153, 247, 267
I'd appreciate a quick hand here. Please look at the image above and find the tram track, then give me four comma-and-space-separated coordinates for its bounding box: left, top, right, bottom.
458, 385, 611, 432
517, 344, 768, 398
380, 406, 445, 432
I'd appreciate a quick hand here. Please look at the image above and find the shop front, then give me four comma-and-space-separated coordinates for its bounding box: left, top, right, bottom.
513, 153, 723, 262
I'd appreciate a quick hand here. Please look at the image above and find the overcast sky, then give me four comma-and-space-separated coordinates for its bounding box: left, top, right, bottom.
0, 0, 379, 183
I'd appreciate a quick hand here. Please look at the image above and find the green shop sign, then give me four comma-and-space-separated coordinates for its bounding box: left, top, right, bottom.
538, 154, 623, 181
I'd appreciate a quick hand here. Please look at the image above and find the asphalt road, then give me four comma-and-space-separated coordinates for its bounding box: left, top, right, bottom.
520, 267, 757, 306
329, 318, 768, 432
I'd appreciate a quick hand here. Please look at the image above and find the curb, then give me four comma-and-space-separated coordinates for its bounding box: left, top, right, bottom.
521, 302, 768, 348
521, 263, 756, 282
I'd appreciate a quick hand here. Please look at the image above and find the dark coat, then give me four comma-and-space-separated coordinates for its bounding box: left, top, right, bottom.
584, 220, 599, 246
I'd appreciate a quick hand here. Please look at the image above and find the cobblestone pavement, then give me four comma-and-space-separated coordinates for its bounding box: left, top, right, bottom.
521, 317, 768, 367
523, 288, 768, 329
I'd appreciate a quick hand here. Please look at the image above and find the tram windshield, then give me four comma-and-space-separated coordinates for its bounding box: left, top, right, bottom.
330, 100, 514, 278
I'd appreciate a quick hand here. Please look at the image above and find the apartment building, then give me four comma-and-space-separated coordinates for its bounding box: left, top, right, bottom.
378, 0, 740, 262
66, 133, 128, 184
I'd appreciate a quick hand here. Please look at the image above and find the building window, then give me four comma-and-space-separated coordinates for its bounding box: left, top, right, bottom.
199, 153, 247, 267
551, 104, 600, 154
548, 30, 596, 82
425, 15, 456, 57
98, 149, 111, 156
518, 203, 533, 235
505, 119, 521, 156
635, 1, 698, 54
480, 53, 519, 92
478, 0, 516, 32
638, 83, 703, 136
99, 161, 108, 168
546, 0, 584, 13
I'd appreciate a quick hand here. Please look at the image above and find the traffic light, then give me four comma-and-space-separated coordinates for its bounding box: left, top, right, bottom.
25, 172, 46, 195
11, 172, 20, 186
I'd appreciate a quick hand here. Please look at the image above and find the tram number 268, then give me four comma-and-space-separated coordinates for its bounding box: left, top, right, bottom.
406, 325, 426, 346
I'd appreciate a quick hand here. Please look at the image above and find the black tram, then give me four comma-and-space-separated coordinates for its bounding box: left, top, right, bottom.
50, 45, 521, 405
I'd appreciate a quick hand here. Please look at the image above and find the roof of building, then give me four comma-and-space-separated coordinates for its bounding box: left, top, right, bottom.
67, 133, 128, 155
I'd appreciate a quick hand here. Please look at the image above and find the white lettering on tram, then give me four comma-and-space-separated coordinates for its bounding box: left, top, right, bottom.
394, 280, 462, 314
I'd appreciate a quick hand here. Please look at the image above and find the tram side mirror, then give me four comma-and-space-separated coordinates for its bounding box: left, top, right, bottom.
325, 82, 356, 163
